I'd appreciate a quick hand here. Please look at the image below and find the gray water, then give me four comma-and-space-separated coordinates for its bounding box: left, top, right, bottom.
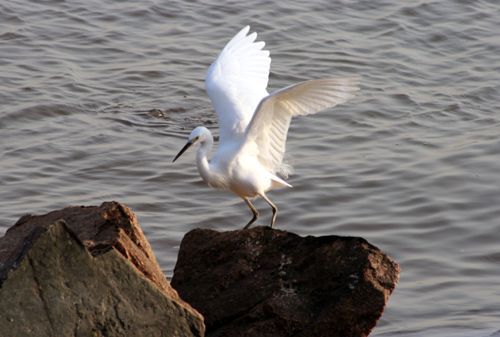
1, 0, 500, 335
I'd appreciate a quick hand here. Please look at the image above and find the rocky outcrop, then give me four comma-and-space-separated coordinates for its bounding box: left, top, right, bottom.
0, 202, 400, 337
1, 201, 176, 299
0, 202, 204, 337
171, 226, 400, 337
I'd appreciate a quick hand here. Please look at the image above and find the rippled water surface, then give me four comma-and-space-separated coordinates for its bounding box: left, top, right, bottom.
2, 0, 500, 335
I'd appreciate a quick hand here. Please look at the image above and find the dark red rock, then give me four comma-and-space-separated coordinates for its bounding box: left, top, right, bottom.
171, 226, 400, 337
0, 201, 205, 336
0, 220, 205, 336
2, 201, 179, 301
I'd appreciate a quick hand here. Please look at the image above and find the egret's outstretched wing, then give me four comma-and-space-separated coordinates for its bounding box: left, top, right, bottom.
206, 26, 271, 145
241, 77, 360, 177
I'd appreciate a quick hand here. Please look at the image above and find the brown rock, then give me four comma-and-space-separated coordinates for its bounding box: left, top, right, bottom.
2, 201, 179, 301
171, 226, 400, 337
0, 202, 205, 336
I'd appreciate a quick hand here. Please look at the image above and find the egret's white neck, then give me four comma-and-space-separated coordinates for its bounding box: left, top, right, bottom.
195, 135, 215, 185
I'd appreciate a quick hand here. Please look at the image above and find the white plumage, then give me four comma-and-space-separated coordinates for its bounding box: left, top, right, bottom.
173, 26, 359, 229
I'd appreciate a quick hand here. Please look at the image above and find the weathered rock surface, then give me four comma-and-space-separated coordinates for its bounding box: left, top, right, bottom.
1, 201, 175, 299
0, 202, 204, 337
171, 226, 400, 337
0, 202, 399, 336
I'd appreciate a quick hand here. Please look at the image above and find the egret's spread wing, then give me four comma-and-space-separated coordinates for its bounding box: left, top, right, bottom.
241, 77, 360, 177
206, 26, 270, 145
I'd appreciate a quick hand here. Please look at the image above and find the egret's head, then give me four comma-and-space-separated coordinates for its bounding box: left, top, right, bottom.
172, 127, 211, 162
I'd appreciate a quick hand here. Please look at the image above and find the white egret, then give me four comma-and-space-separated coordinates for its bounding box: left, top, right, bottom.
173, 26, 359, 229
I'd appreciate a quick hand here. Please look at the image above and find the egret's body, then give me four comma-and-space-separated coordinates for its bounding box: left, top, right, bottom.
173, 26, 359, 229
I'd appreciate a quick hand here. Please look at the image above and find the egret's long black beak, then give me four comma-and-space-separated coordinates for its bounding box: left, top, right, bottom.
173, 140, 194, 162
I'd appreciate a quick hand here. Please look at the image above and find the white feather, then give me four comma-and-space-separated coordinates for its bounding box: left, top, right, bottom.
205, 26, 270, 145
241, 78, 360, 177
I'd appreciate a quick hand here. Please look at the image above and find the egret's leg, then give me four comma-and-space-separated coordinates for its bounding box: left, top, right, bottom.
243, 197, 259, 229
260, 194, 277, 228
